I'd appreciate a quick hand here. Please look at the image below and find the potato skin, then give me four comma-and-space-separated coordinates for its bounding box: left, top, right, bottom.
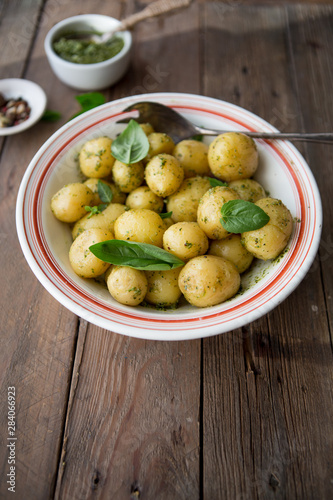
114, 208, 165, 247
163, 222, 209, 262
145, 268, 182, 307
208, 132, 258, 182
69, 228, 113, 278
83, 178, 126, 205
145, 133, 175, 161
145, 154, 184, 197
126, 186, 164, 212
105, 266, 147, 306
72, 203, 126, 239
179, 255, 240, 308
140, 123, 155, 136
241, 197, 293, 260
112, 160, 145, 193
228, 179, 266, 203
51, 183, 94, 223
79, 137, 115, 178
173, 140, 210, 178
197, 186, 240, 239
166, 176, 211, 222
209, 234, 254, 273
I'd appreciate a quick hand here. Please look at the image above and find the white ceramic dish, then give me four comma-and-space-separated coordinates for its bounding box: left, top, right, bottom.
16, 92, 322, 340
44, 15, 132, 91
0, 79, 47, 136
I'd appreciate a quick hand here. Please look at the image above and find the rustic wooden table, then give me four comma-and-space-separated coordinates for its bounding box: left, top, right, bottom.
0, 1, 332, 499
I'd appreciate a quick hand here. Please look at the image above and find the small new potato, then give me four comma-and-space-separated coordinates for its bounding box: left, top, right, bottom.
72, 203, 127, 239
105, 266, 148, 306
173, 140, 211, 178
69, 228, 113, 278
114, 208, 165, 247
79, 137, 115, 178
145, 132, 175, 161
197, 186, 240, 239
112, 160, 145, 193
208, 132, 259, 182
163, 222, 209, 262
179, 255, 241, 308
209, 234, 254, 273
51, 183, 94, 223
228, 179, 266, 203
83, 178, 126, 205
126, 186, 164, 212
145, 268, 182, 307
145, 154, 184, 197
140, 123, 155, 136
166, 176, 211, 222
241, 197, 293, 260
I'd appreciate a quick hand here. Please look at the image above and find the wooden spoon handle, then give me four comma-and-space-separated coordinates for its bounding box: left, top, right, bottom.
118, 0, 192, 31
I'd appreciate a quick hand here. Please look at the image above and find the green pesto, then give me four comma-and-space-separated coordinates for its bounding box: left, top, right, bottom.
53, 35, 124, 64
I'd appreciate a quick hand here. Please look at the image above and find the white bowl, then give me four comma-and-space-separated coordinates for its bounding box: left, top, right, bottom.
44, 14, 132, 91
16, 92, 322, 341
0, 79, 47, 136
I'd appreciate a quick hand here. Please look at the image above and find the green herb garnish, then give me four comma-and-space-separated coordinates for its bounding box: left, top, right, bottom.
70, 92, 106, 120
84, 180, 113, 218
220, 200, 270, 233
97, 179, 113, 204
89, 240, 184, 271
111, 119, 149, 164
42, 109, 62, 122
160, 211, 173, 219
209, 178, 229, 187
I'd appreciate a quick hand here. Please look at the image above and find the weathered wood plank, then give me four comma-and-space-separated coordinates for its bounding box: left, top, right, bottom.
53, 2, 202, 499
286, 3, 333, 337
0, 1, 124, 499
202, 4, 333, 500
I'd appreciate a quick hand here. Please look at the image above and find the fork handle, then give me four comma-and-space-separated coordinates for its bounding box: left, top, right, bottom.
118, 0, 192, 31
194, 127, 333, 144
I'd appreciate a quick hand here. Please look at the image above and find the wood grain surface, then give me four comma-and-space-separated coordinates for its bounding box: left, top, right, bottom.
0, 1, 332, 499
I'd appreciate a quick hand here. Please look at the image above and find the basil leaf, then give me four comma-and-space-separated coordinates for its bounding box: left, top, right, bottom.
111, 120, 149, 164
220, 200, 270, 233
160, 211, 173, 219
97, 180, 113, 204
209, 178, 228, 187
85, 203, 108, 218
70, 92, 106, 120
191, 134, 203, 141
42, 109, 61, 122
89, 240, 184, 270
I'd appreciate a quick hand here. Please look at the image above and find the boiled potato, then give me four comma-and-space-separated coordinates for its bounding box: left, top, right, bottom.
178, 255, 240, 308
140, 123, 155, 136
208, 132, 258, 182
166, 176, 211, 222
241, 197, 293, 260
112, 160, 145, 193
105, 265, 147, 306
163, 222, 209, 261
51, 183, 94, 223
114, 208, 165, 247
79, 137, 115, 178
69, 228, 113, 278
228, 179, 266, 203
72, 203, 126, 239
126, 186, 164, 212
83, 178, 126, 205
145, 154, 184, 197
145, 268, 182, 307
173, 140, 210, 178
209, 234, 254, 273
145, 132, 175, 161
197, 186, 240, 239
